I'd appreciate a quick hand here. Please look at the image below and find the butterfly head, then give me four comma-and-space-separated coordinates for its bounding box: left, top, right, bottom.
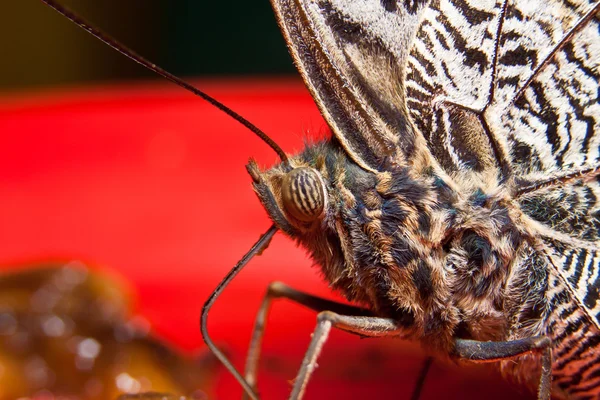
246, 144, 332, 236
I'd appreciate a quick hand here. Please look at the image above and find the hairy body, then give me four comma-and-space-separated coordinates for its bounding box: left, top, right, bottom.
251, 139, 600, 398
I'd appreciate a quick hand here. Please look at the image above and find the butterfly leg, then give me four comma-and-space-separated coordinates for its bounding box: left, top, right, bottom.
453, 336, 552, 400
243, 281, 373, 399
290, 311, 408, 400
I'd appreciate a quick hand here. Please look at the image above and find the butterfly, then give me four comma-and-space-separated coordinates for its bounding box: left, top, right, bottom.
200, 0, 600, 399
36, 0, 600, 399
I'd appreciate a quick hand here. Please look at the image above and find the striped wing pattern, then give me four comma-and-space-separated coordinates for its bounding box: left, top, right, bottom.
540, 240, 600, 397
406, 0, 507, 175
544, 238, 600, 319
542, 259, 600, 397
406, 0, 600, 176
520, 179, 600, 242
503, 247, 600, 396
493, 1, 600, 174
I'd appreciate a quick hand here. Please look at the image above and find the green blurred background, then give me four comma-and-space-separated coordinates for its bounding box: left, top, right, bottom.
2, 1, 295, 89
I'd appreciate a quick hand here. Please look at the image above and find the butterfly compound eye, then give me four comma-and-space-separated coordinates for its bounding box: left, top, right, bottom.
282, 168, 325, 222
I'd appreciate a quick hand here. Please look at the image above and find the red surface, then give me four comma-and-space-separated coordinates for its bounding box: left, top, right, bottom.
0, 79, 534, 399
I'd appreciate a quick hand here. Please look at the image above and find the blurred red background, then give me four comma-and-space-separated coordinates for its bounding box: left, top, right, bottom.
0, 79, 535, 399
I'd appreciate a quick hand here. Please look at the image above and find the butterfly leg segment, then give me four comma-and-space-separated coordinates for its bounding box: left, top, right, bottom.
291, 312, 409, 399
453, 336, 552, 400
243, 281, 373, 399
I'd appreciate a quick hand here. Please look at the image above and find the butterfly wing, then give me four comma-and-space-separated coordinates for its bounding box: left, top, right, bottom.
269, 0, 433, 172
407, 0, 599, 177
490, 1, 600, 175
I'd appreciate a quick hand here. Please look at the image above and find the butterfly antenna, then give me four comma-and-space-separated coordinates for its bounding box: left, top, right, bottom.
39, 0, 289, 164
